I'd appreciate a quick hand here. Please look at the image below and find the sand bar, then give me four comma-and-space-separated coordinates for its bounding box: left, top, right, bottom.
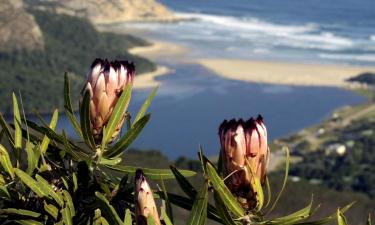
134, 65, 171, 89
198, 58, 375, 88
129, 41, 188, 60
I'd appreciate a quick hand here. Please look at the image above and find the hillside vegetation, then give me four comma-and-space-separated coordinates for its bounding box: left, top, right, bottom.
0, 10, 155, 113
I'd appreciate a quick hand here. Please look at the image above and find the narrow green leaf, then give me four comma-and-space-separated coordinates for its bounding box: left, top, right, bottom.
133, 86, 158, 124
104, 164, 196, 180
13, 92, 22, 150
44, 202, 59, 220
295, 202, 355, 225
170, 165, 197, 199
35, 174, 64, 207
187, 182, 208, 225
206, 163, 245, 218
0, 113, 14, 145
95, 192, 123, 225
0, 208, 41, 218
264, 198, 313, 225
337, 209, 348, 225
124, 209, 132, 225
93, 209, 102, 225
61, 207, 73, 225
147, 216, 157, 225
14, 169, 49, 199
64, 73, 83, 138
0, 144, 15, 178
14, 220, 43, 225
161, 206, 173, 225
102, 84, 132, 145
40, 109, 58, 154
62, 190, 75, 217
160, 177, 173, 223
265, 146, 290, 215
99, 157, 122, 166
25, 141, 38, 175
213, 190, 237, 225
0, 185, 10, 199
80, 90, 96, 149
368, 213, 372, 225
265, 177, 272, 209
103, 114, 150, 158
158, 191, 222, 223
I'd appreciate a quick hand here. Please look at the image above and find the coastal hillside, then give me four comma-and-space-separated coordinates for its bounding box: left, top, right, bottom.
0, 8, 155, 113
25, 0, 176, 24
0, 0, 44, 51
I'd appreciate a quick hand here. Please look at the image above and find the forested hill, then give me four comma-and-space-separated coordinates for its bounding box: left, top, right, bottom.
0, 9, 155, 114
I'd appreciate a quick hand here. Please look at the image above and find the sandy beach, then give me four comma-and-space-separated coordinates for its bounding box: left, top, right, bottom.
198, 59, 375, 88
130, 41, 187, 89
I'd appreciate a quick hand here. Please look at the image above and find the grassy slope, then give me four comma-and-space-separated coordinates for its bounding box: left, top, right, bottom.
0, 10, 156, 113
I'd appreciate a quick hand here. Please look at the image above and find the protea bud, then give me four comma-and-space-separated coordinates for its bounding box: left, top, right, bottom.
81, 58, 135, 143
218, 115, 270, 211
135, 169, 160, 225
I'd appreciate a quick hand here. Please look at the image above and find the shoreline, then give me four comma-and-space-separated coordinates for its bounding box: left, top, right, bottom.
130, 41, 188, 89
197, 58, 375, 88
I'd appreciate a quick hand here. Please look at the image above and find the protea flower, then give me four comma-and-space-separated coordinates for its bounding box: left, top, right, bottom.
218, 115, 270, 211
81, 58, 135, 143
135, 170, 161, 225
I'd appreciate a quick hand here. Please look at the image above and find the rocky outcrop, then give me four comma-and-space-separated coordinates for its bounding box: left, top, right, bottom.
28, 0, 177, 25
0, 0, 44, 51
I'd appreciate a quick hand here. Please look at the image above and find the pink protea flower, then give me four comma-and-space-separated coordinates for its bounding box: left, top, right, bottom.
218, 115, 270, 210
81, 58, 135, 143
135, 170, 161, 225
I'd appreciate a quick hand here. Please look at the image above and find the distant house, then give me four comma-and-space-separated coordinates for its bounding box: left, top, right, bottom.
324, 143, 346, 156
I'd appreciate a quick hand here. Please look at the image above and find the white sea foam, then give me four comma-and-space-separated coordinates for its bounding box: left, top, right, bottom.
319, 53, 375, 62
370, 35, 375, 42
175, 12, 353, 51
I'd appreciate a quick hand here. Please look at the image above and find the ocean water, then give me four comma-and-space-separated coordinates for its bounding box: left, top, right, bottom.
125, 0, 375, 65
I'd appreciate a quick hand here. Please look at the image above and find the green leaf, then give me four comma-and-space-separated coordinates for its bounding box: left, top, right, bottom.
160, 177, 173, 223
147, 216, 157, 225
265, 177, 272, 209
14, 169, 49, 199
0, 208, 41, 218
103, 164, 196, 180
0, 185, 10, 199
295, 202, 354, 225
265, 146, 290, 215
158, 191, 222, 223
161, 206, 173, 225
264, 198, 313, 225
103, 114, 150, 158
213, 190, 237, 225
206, 163, 245, 218
102, 84, 132, 145
80, 90, 96, 149
99, 157, 122, 166
170, 165, 197, 199
337, 209, 348, 225
93, 209, 102, 225
35, 174, 64, 207
0, 144, 15, 178
0, 113, 14, 145
25, 141, 38, 175
124, 209, 132, 225
95, 192, 123, 225
40, 109, 59, 154
61, 207, 73, 225
13, 92, 22, 151
187, 182, 208, 225
368, 213, 372, 225
14, 220, 44, 225
133, 86, 158, 124
44, 202, 59, 220
62, 190, 75, 217
64, 73, 83, 138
